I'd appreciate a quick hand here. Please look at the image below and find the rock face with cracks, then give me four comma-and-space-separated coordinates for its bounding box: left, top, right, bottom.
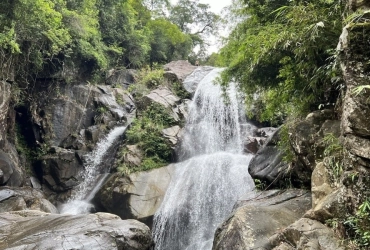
212, 189, 311, 250
0, 210, 153, 250
95, 164, 178, 227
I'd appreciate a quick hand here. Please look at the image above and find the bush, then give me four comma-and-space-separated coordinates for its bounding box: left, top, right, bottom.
122, 103, 177, 173
128, 68, 166, 98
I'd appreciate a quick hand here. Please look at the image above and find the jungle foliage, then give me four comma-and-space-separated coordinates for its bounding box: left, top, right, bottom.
219, 0, 346, 124
0, 0, 220, 83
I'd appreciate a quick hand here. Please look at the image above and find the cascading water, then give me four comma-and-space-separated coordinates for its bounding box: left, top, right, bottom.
153, 68, 255, 250
60, 126, 127, 214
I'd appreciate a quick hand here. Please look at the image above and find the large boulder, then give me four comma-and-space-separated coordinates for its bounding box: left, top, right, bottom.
95, 164, 178, 227
270, 218, 344, 249
183, 66, 214, 94
248, 128, 291, 185
0, 187, 58, 213
163, 60, 197, 83
242, 125, 277, 154
305, 189, 347, 223
249, 110, 340, 187
41, 147, 83, 192
141, 87, 186, 121
290, 110, 339, 170
213, 189, 311, 250
0, 210, 153, 250
94, 85, 135, 123
162, 125, 182, 146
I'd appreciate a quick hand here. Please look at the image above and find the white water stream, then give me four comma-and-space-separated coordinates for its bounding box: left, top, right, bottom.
153, 68, 255, 249
60, 126, 127, 214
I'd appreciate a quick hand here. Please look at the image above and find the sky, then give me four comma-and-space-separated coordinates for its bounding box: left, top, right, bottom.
171, 0, 233, 53
170, 0, 231, 14
198, 0, 231, 14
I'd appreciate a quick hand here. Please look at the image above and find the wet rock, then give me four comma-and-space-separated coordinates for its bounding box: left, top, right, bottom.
0, 211, 153, 250
85, 125, 102, 144
105, 68, 137, 89
270, 218, 344, 249
243, 136, 265, 154
113, 88, 136, 118
0, 187, 58, 213
213, 189, 311, 250
173, 99, 190, 120
94, 87, 130, 122
0, 146, 23, 187
95, 164, 178, 227
241, 125, 275, 154
256, 127, 278, 137
248, 128, 289, 183
163, 60, 197, 82
183, 66, 214, 94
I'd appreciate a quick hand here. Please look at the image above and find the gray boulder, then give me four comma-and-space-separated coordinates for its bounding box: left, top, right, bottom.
118, 144, 144, 169
183, 66, 214, 94
213, 189, 311, 250
95, 164, 178, 227
0, 187, 58, 213
305, 189, 347, 223
0, 210, 153, 250
248, 128, 290, 183
270, 218, 344, 250
41, 147, 83, 192
162, 125, 182, 146
141, 87, 185, 121
290, 110, 338, 170
163, 60, 197, 83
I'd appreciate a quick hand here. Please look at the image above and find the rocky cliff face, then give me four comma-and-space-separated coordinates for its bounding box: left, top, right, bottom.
0, 63, 158, 247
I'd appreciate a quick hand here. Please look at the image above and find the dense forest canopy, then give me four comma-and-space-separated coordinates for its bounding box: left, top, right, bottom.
219, 0, 346, 124
0, 0, 354, 124
0, 0, 220, 83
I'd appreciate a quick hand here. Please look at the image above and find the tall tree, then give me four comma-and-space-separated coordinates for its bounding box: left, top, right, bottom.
143, 0, 170, 17
169, 0, 220, 58
147, 18, 192, 66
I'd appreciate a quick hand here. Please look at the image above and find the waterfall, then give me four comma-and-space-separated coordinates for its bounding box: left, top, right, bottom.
153, 68, 255, 250
60, 126, 127, 214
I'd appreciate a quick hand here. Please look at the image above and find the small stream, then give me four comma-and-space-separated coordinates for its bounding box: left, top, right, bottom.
60, 126, 127, 214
